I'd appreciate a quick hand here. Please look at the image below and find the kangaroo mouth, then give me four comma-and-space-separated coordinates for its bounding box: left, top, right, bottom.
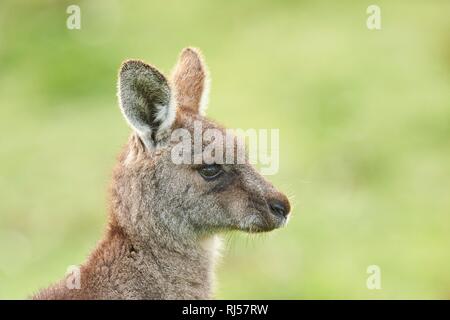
239, 212, 287, 233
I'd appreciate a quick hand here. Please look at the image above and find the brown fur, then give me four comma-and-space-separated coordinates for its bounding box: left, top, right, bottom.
33, 48, 291, 300
172, 48, 209, 115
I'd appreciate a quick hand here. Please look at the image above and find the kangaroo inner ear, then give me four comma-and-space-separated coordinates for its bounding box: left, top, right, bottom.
118, 60, 176, 149
171, 47, 210, 116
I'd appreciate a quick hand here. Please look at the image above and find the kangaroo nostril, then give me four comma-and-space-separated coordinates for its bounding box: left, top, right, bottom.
269, 200, 289, 218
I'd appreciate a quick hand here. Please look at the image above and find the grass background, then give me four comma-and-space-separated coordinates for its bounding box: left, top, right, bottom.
0, 0, 449, 299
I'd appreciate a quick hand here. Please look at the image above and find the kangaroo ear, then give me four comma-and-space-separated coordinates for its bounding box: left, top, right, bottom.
171, 47, 210, 116
118, 60, 176, 149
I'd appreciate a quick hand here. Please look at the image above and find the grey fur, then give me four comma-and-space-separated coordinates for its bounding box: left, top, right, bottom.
33, 48, 291, 300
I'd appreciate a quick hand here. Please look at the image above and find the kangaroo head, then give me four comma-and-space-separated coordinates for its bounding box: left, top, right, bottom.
111, 48, 291, 245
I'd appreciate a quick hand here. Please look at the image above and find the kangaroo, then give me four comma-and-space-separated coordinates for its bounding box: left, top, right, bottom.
33, 48, 291, 300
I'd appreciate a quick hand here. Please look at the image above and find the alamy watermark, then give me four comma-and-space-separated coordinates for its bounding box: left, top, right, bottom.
66, 265, 81, 290
366, 5, 381, 30
366, 265, 381, 290
170, 120, 280, 175
66, 5, 81, 30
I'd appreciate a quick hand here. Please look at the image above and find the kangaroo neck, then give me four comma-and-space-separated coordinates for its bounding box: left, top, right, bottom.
81, 220, 216, 299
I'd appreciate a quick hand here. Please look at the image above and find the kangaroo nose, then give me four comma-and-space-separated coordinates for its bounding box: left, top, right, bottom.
269, 198, 290, 218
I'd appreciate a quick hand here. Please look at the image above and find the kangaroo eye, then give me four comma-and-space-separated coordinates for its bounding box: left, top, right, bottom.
198, 164, 223, 181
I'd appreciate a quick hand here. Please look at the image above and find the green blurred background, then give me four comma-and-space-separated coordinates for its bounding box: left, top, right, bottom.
1, 0, 449, 299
